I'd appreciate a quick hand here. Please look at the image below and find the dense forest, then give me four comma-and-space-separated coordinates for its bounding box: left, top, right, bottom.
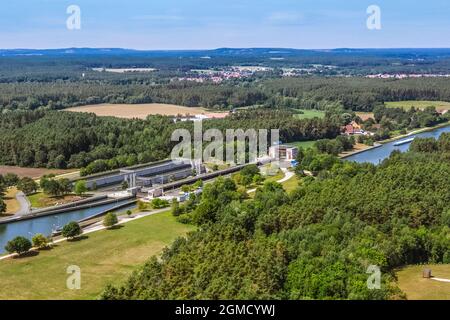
0, 109, 341, 175
2, 49, 450, 112
0, 100, 448, 175
2, 77, 450, 112
101, 134, 450, 300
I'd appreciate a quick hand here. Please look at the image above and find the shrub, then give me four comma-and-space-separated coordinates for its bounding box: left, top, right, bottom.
17, 177, 38, 195
74, 180, 88, 196
5, 236, 32, 256
62, 221, 82, 239
176, 213, 193, 224
103, 212, 119, 229
32, 233, 49, 249
151, 198, 170, 209
137, 200, 148, 211
171, 199, 183, 217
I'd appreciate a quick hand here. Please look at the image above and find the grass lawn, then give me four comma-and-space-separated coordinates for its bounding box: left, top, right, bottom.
385, 100, 450, 111
280, 175, 300, 193
0, 211, 194, 300
396, 264, 450, 300
287, 140, 317, 150
2, 187, 20, 216
292, 109, 326, 120
264, 170, 285, 183
27, 192, 86, 208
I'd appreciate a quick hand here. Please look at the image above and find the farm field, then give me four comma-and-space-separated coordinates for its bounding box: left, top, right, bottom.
0, 211, 194, 300
385, 100, 450, 112
65, 103, 228, 119
0, 166, 75, 179
396, 264, 450, 300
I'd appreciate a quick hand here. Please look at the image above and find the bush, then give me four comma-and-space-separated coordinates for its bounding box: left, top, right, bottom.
62, 221, 82, 239
74, 180, 88, 196
137, 200, 148, 211
5, 236, 32, 255
176, 213, 193, 224
151, 198, 170, 209
103, 212, 118, 229
17, 177, 38, 195
171, 199, 183, 217
32, 233, 49, 249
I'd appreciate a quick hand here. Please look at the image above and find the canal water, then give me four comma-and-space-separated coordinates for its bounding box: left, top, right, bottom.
0, 200, 135, 254
345, 125, 450, 164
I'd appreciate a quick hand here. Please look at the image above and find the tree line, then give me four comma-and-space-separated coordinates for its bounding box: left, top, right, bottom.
0, 109, 341, 175
3, 76, 450, 112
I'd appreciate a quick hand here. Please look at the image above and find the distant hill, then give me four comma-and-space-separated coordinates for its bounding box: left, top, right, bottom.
2, 47, 450, 59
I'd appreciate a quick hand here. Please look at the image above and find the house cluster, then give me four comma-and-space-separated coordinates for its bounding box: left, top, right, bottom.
342, 121, 374, 136
366, 73, 450, 79
175, 66, 273, 84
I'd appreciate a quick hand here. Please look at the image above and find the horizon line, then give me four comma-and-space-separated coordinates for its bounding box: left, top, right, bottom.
2, 47, 450, 52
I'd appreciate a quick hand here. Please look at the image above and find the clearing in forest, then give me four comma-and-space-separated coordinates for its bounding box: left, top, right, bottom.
65, 103, 215, 119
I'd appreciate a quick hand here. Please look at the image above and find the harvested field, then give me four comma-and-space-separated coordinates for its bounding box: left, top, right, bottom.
0, 166, 75, 179
65, 103, 228, 119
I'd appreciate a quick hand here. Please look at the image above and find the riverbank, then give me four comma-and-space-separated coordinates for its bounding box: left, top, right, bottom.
0, 195, 135, 225
339, 143, 382, 159
344, 123, 450, 164
380, 121, 450, 144
341, 121, 450, 160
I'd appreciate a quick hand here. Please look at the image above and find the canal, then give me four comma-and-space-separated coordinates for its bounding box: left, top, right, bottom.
0, 200, 135, 254
345, 125, 450, 164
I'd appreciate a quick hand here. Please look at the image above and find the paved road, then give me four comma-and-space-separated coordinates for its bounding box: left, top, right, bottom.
13, 191, 31, 216
278, 168, 295, 183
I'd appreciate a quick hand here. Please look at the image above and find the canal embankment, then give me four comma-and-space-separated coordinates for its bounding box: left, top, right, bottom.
379, 121, 450, 144
50, 199, 137, 236
340, 143, 382, 159
344, 123, 450, 164
0, 197, 137, 254
0, 194, 135, 225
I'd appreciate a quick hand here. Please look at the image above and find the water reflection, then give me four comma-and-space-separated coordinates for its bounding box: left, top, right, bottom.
0, 200, 135, 254
345, 125, 450, 164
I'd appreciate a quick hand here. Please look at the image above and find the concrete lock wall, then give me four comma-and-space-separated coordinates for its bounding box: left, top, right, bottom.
84, 161, 192, 189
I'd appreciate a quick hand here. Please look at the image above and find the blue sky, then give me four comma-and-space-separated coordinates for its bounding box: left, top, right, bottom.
0, 0, 449, 49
